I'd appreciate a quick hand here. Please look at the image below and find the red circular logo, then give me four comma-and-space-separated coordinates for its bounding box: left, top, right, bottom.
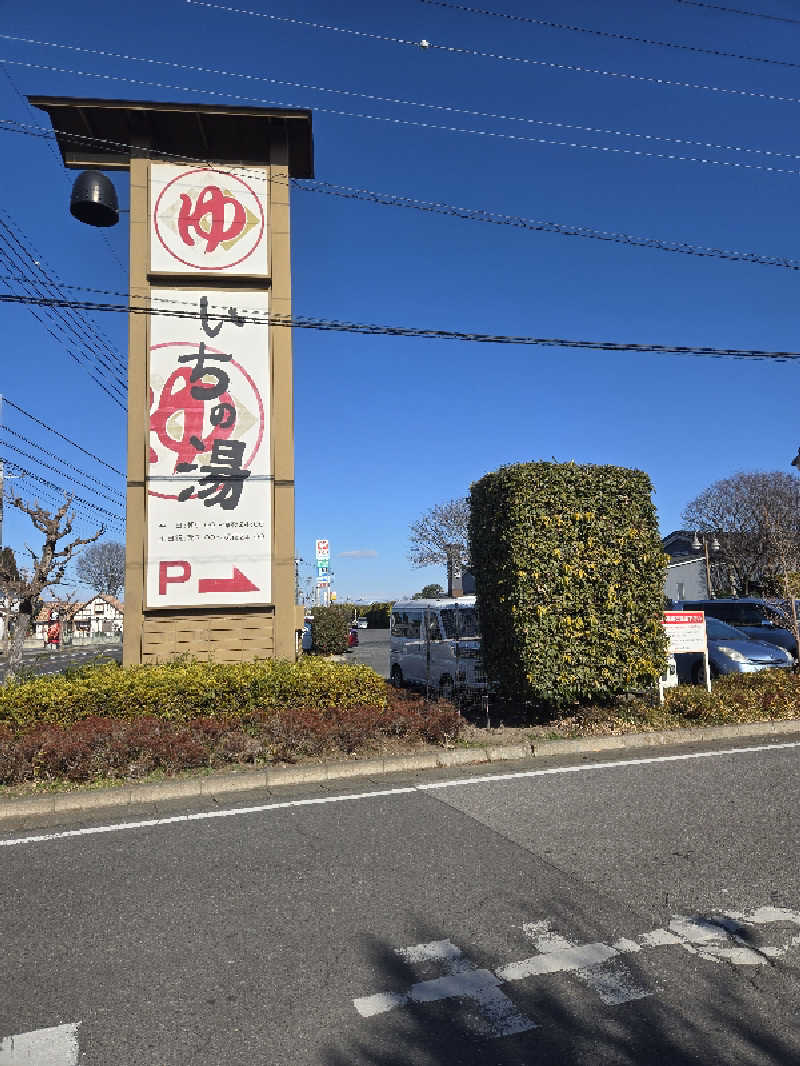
153, 168, 265, 271
148, 341, 265, 500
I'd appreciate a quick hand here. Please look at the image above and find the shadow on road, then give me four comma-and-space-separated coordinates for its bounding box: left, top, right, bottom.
324, 912, 800, 1066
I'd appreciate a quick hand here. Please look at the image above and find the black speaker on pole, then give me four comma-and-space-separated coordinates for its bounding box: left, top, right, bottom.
69, 170, 119, 227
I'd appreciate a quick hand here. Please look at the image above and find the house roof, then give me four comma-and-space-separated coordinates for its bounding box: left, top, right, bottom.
662, 530, 696, 545
73, 593, 124, 614
666, 558, 707, 571
98, 594, 124, 614
35, 601, 82, 623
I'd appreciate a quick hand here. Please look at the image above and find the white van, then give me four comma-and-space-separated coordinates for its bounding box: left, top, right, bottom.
389, 596, 487, 697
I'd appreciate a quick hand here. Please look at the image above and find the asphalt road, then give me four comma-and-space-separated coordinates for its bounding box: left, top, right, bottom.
346, 628, 390, 678
0, 643, 122, 681
1, 736, 799, 1064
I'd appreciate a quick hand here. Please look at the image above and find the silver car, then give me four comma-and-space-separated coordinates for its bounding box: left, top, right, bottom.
688, 616, 793, 684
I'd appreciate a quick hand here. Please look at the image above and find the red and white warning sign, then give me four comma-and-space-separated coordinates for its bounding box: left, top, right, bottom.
663, 611, 707, 655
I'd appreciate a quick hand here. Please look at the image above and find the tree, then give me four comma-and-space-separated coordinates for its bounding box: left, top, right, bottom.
412, 583, 445, 599
408, 498, 470, 568
682, 471, 800, 596
0, 494, 103, 674
0, 547, 18, 653
76, 540, 126, 598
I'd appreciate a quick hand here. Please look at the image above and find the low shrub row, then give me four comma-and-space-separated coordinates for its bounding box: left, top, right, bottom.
0, 691, 464, 786
661, 668, 800, 725
0, 657, 387, 730
546, 668, 800, 736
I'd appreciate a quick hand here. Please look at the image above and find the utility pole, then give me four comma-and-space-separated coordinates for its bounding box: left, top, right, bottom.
446, 544, 463, 598
0, 394, 4, 550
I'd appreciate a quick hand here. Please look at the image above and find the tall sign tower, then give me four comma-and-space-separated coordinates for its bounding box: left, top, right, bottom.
31, 97, 313, 664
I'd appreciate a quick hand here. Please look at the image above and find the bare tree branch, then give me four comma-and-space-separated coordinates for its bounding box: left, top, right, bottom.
75, 541, 125, 597
408, 498, 470, 569
3, 493, 104, 675
682, 471, 800, 595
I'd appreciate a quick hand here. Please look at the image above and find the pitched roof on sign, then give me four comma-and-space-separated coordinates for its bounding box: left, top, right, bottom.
28, 96, 314, 178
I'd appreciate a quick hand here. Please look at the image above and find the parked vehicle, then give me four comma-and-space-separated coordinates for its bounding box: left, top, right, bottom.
356, 617, 368, 629
680, 616, 793, 684
678, 598, 797, 659
389, 596, 487, 696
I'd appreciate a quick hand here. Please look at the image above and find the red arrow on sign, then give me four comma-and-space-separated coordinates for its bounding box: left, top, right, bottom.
197, 567, 260, 594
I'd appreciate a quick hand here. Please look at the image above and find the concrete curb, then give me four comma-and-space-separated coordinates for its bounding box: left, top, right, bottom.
2, 719, 800, 822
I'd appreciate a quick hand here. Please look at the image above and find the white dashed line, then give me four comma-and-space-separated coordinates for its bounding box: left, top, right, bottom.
0, 1023, 80, 1065
0, 741, 798, 848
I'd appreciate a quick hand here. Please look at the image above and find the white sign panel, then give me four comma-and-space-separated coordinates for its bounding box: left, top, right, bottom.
315, 538, 330, 561
150, 163, 268, 275
663, 611, 707, 654
146, 289, 271, 607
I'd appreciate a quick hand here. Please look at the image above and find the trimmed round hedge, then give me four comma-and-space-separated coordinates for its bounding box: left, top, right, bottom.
470, 461, 668, 709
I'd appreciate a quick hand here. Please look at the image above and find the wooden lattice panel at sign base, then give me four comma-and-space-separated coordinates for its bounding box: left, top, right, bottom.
141, 609, 275, 663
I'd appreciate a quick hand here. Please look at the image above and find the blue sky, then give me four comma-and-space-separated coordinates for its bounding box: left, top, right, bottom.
1, 0, 800, 602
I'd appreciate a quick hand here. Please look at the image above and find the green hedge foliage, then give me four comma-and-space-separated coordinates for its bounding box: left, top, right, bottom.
469, 461, 668, 709
0, 658, 388, 730
310, 605, 352, 654
366, 602, 392, 628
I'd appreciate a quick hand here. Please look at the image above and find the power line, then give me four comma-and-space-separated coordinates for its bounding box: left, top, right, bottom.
5, 32, 800, 164
297, 180, 800, 273
0, 459, 123, 523
0, 260, 127, 409
420, 0, 800, 70
186, 0, 800, 108
1, 289, 799, 363
4, 58, 800, 181
674, 0, 800, 26
2, 397, 125, 477
0, 440, 123, 511
3, 478, 119, 536
0, 243, 127, 405
3, 117, 799, 279
0, 207, 127, 386
0, 209, 127, 407
0, 425, 123, 498
0, 63, 126, 275
0, 430, 125, 504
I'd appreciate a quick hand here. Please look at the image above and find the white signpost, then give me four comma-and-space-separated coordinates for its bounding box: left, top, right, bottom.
662, 611, 711, 697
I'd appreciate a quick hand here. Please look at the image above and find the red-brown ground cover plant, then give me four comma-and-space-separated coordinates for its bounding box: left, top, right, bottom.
0, 690, 463, 786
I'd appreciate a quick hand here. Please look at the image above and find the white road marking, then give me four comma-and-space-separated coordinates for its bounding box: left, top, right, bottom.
354, 938, 536, 1038
496, 920, 651, 1005
1, 740, 799, 848
0, 1023, 80, 1064
355, 904, 800, 1039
